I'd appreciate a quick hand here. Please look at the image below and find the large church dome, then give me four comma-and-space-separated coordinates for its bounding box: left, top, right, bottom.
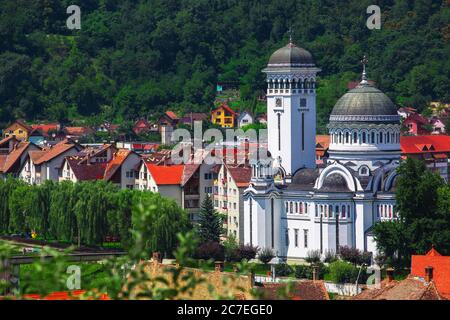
330, 84, 397, 118
268, 42, 315, 67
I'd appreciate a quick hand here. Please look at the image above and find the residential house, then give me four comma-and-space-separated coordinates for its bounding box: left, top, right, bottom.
178, 113, 209, 127
97, 122, 119, 134
354, 247, 449, 300
315, 135, 330, 166
237, 111, 254, 128
137, 160, 184, 204
401, 135, 450, 181
411, 247, 450, 299
214, 163, 252, 243
158, 111, 179, 127
211, 104, 237, 128
59, 144, 117, 182
403, 113, 431, 135
2, 120, 33, 140
430, 117, 446, 134
133, 119, 155, 135
103, 149, 141, 189
19, 139, 84, 184
137, 150, 216, 221
0, 136, 40, 179
115, 141, 160, 154
61, 126, 94, 141
29, 123, 60, 145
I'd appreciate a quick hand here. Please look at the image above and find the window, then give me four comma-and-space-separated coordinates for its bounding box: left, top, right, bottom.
286, 202, 289, 213
285, 229, 289, 246
295, 202, 298, 213
300, 98, 307, 107
290, 202, 293, 214
304, 203, 308, 214
342, 205, 346, 218
304, 230, 308, 248
362, 132, 366, 143
294, 229, 299, 247
353, 132, 357, 143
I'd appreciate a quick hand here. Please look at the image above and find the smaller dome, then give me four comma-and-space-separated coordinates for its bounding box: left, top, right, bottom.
268, 42, 314, 67
319, 174, 351, 192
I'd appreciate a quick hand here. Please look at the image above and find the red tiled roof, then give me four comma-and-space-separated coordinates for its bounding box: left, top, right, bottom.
64, 126, 94, 136
411, 248, 450, 299
401, 135, 450, 154
212, 104, 237, 115
227, 165, 252, 188
104, 149, 132, 181
353, 277, 443, 300
258, 281, 329, 300
31, 123, 59, 136
0, 141, 36, 173
165, 111, 179, 120
145, 162, 184, 185
404, 113, 429, 125
0, 135, 16, 147
316, 135, 330, 150
65, 157, 108, 180
32, 140, 79, 165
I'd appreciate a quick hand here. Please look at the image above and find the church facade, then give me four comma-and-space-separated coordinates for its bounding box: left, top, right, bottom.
243, 41, 401, 262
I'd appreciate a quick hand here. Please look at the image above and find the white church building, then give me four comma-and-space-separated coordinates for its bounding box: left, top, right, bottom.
243, 40, 401, 262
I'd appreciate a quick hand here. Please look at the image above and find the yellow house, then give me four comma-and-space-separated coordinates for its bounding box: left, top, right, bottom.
211, 104, 237, 128
2, 120, 32, 140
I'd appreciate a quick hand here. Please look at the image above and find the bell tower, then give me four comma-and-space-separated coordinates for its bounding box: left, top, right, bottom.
263, 39, 321, 179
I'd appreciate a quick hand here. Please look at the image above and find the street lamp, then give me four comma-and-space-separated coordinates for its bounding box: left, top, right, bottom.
269, 253, 283, 282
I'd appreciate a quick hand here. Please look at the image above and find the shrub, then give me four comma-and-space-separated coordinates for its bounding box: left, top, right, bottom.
194, 241, 225, 261
339, 246, 361, 265
274, 263, 293, 277
327, 260, 360, 284
258, 247, 275, 264
295, 262, 329, 280
237, 244, 259, 261
305, 249, 321, 264
295, 264, 312, 279
324, 249, 337, 263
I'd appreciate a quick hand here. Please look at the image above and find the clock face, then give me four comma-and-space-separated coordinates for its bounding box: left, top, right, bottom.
276, 98, 282, 108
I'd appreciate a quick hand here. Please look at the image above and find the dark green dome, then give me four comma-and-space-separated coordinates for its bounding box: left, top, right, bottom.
331, 84, 397, 117
268, 42, 315, 67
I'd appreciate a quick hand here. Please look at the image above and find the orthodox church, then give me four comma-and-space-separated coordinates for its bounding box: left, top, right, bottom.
243, 40, 401, 261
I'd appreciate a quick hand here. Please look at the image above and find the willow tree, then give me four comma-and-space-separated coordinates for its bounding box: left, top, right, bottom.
130, 192, 190, 259
0, 177, 26, 234
49, 181, 78, 242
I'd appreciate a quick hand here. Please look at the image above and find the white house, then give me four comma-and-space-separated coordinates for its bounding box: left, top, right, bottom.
19, 139, 83, 184
237, 111, 254, 128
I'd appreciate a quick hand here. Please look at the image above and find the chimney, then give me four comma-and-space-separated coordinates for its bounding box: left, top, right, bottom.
312, 265, 319, 281
152, 252, 162, 264
386, 268, 394, 282
425, 266, 434, 283
214, 261, 224, 272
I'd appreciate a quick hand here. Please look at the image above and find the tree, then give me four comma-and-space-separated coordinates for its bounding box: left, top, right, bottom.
130, 192, 190, 259
196, 195, 223, 243
373, 158, 450, 268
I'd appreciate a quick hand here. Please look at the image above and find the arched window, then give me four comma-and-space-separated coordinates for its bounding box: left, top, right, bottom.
371, 132, 375, 144
339, 132, 342, 143
299, 202, 303, 214
304, 203, 308, 214
377, 205, 380, 217
290, 202, 293, 214
362, 132, 366, 143
286, 202, 289, 213
295, 202, 298, 213
386, 131, 390, 143
345, 132, 349, 143
379, 132, 383, 143
342, 205, 346, 218
353, 132, 358, 143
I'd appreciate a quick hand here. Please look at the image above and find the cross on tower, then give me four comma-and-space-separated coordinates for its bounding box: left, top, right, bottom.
288, 27, 294, 44
360, 55, 369, 83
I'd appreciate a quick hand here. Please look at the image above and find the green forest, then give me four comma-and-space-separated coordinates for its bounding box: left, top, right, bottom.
0, 0, 449, 132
